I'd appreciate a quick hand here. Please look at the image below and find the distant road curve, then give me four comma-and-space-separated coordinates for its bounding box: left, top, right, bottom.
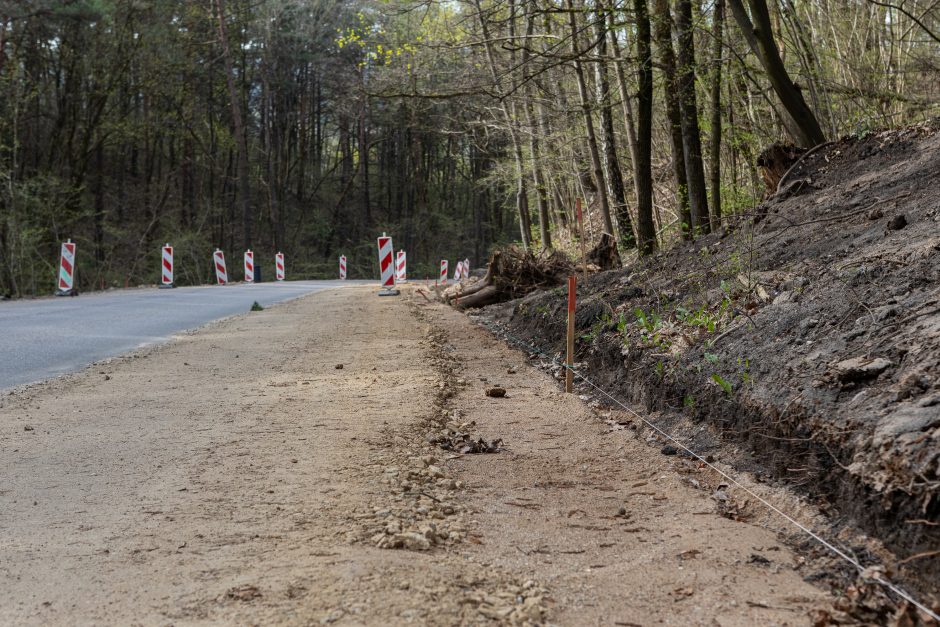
0, 280, 370, 390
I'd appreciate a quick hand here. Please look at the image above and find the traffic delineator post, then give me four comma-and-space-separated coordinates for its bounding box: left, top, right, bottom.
396, 250, 407, 283
377, 234, 399, 296
56, 239, 77, 296
339, 255, 347, 280
160, 243, 174, 288
440, 260, 449, 285
213, 249, 228, 285
275, 252, 285, 281
464, 258, 470, 278
244, 250, 254, 283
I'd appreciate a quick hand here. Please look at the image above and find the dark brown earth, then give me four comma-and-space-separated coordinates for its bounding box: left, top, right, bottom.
482, 121, 940, 601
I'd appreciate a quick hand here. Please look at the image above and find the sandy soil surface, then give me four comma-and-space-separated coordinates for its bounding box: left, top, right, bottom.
1, 286, 832, 624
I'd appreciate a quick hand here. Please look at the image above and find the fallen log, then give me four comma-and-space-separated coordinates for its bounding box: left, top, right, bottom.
446, 246, 575, 309
453, 285, 501, 309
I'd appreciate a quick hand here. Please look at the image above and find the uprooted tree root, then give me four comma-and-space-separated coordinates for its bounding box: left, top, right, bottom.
442, 246, 576, 309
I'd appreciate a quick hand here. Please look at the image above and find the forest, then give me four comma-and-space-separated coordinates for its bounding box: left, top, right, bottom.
0, 0, 936, 295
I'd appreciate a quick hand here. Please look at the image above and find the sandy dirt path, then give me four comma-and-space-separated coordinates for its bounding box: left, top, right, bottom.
0, 287, 829, 625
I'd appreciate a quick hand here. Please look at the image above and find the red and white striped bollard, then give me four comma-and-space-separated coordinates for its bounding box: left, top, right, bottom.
396, 250, 407, 283
244, 250, 254, 283
213, 249, 228, 285
160, 243, 174, 288
339, 255, 347, 280
377, 234, 399, 295
275, 252, 285, 281
440, 260, 448, 285
57, 239, 77, 296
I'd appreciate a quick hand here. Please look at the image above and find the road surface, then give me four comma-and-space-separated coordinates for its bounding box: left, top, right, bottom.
0, 281, 368, 390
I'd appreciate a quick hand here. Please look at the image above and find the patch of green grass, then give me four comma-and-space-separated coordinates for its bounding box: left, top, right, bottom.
251, 301, 264, 311
711, 373, 733, 396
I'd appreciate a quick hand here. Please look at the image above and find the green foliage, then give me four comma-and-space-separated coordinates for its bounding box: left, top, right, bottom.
711, 373, 733, 396
634, 307, 661, 334
676, 301, 728, 335
250, 301, 264, 312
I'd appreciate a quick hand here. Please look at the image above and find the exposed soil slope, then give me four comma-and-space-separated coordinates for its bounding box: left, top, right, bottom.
487, 121, 940, 594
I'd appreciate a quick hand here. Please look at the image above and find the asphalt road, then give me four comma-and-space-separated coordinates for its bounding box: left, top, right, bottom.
0, 281, 369, 390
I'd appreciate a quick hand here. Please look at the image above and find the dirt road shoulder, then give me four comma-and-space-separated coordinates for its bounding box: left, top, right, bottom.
1, 286, 834, 625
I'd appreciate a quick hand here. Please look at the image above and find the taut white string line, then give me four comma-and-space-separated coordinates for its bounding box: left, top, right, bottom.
477, 317, 939, 622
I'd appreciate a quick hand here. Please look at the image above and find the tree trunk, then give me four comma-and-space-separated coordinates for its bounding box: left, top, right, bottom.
605, 17, 639, 192
652, 0, 692, 239
708, 0, 724, 229
524, 1, 551, 249
675, 0, 710, 234
358, 71, 371, 224
567, 0, 615, 235
473, 0, 532, 249
215, 0, 253, 249
594, 1, 635, 253
634, 0, 657, 255
726, 0, 827, 147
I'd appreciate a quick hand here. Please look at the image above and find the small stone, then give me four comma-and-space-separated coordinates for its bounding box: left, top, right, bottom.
226, 584, 262, 602
335, 364, 343, 369
834, 356, 892, 382
24, 425, 34, 431
661, 445, 678, 456
398, 532, 431, 551
426, 465, 445, 478
485, 387, 507, 398
887, 214, 907, 230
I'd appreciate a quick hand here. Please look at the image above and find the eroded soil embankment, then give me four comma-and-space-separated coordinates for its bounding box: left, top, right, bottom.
486, 122, 940, 594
